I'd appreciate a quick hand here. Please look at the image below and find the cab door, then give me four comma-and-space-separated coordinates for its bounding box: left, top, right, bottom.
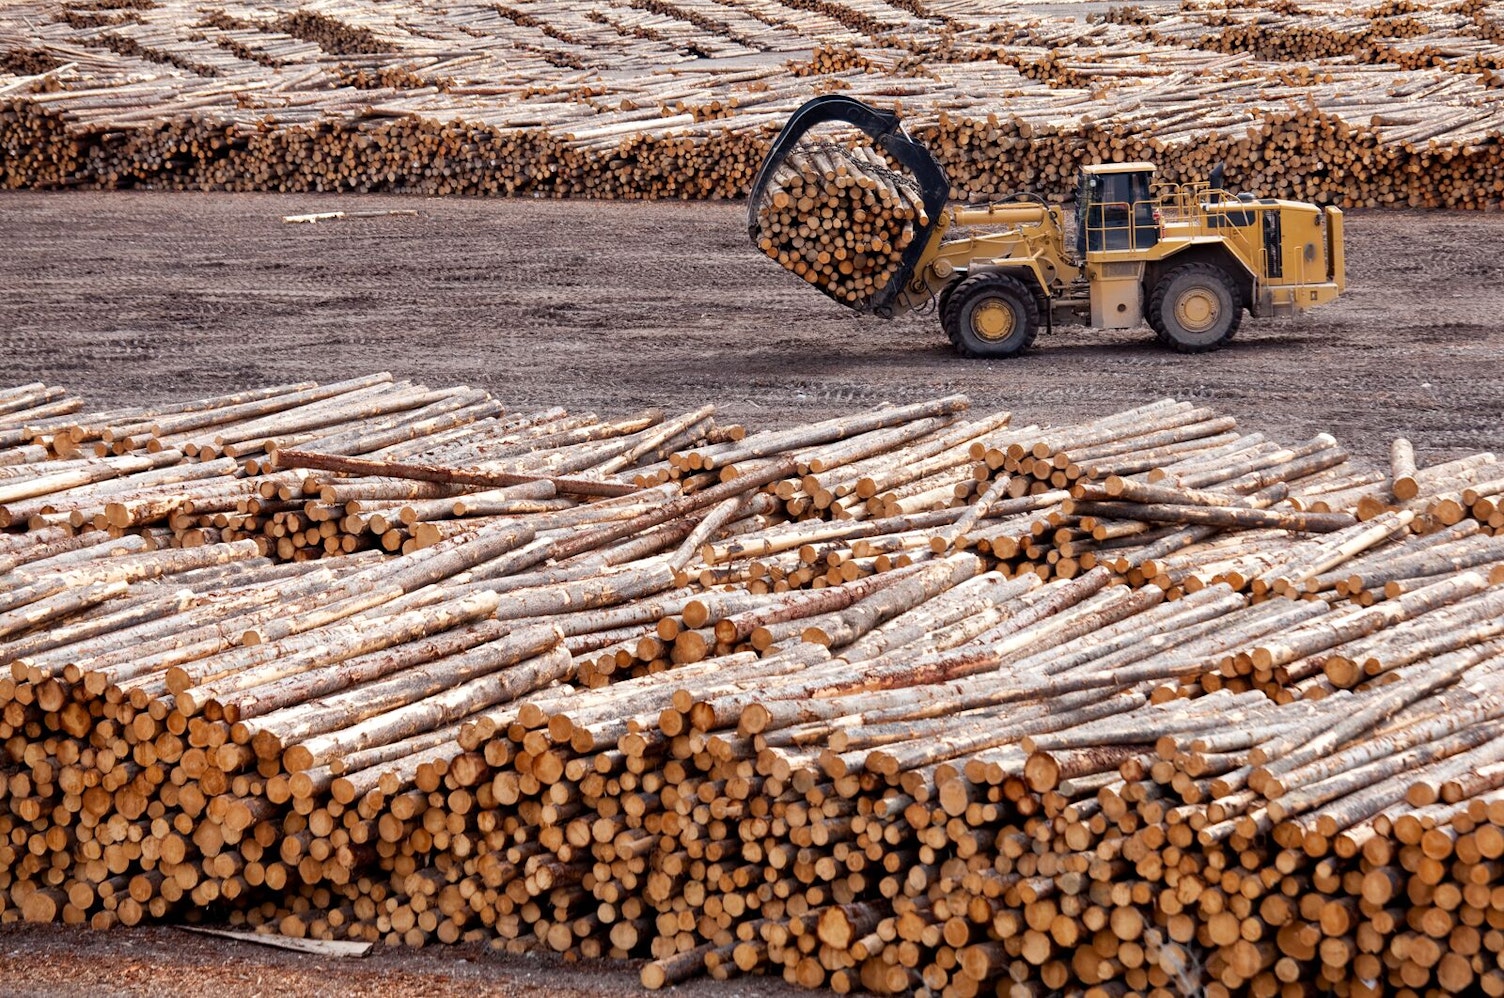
1078, 170, 1159, 253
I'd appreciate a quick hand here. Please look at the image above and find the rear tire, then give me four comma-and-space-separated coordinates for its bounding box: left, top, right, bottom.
941, 272, 1039, 359
1147, 263, 1242, 353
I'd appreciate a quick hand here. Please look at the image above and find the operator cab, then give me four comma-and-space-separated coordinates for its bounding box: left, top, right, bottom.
1077, 163, 1159, 254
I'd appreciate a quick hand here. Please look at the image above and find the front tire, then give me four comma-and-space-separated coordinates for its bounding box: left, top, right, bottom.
936, 277, 959, 321
941, 272, 1040, 359
1147, 263, 1242, 353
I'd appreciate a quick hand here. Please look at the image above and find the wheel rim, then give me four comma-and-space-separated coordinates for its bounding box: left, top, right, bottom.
1174, 287, 1221, 334
972, 299, 1015, 342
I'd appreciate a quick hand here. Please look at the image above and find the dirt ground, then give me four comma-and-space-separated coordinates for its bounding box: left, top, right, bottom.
0, 923, 804, 997
0, 191, 1502, 993
2, 192, 1502, 470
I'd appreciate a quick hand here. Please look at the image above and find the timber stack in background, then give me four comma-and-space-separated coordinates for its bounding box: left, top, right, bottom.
0, 375, 1503, 996
4, 0, 1504, 207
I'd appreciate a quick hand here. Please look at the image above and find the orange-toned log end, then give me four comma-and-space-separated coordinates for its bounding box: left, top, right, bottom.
673, 630, 707, 663
733, 941, 765, 973
289, 770, 317, 800
33, 679, 64, 713
448, 752, 487, 787
252, 729, 284, 762
687, 701, 717, 733
55, 701, 91, 739
533, 749, 565, 784
801, 626, 833, 647
330, 777, 357, 805
164, 667, 195, 699
21, 888, 62, 923
1406, 780, 1440, 807
817, 908, 856, 950
658, 707, 685, 737
865, 751, 897, 777
105, 501, 132, 529
66, 881, 95, 912
1323, 656, 1360, 688
738, 702, 772, 735
545, 922, 572, 952
568, 727, 596, 754
794, 956, 825, 988
681, 599, 711, 629
1024, 751, 1061, 794
938, 778, 973, 818
222, 799, 255, 835
281, 744, 314, 773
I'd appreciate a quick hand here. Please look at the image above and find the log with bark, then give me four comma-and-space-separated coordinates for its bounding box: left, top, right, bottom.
1, 377, 1504, 998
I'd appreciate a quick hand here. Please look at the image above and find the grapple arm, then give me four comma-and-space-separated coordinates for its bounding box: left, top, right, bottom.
746, 95, 950, 317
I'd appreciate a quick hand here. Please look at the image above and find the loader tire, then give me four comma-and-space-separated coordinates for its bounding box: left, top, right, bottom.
942, 272, 1039, 359
936, 277, 960, 322
1148, 263, 1242, 353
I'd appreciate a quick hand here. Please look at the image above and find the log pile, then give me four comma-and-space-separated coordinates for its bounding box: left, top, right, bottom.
4, 0, 1504, 206
0, 374, 748, 559
788, 44, 878, 77
752, 142, 927, 307
0, 377, 1503, 997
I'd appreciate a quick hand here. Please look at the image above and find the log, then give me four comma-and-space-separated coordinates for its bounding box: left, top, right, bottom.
273, 449, 639, 498
0, 377, 1499, 998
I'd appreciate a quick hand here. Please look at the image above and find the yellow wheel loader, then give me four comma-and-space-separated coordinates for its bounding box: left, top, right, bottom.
747, 96, 1346, 357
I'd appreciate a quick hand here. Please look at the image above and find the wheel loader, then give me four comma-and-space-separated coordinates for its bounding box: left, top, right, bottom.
747, 96, 1346, 357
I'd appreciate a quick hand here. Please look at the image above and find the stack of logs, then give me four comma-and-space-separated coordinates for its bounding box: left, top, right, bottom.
752, 141, 928, 307
7, 0, 1504, 206
0, 378, 1502, 998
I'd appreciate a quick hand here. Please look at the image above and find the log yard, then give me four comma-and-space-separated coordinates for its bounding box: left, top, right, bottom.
3, 0, 1504, 996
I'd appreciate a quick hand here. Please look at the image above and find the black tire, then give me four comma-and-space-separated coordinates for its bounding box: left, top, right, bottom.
1147, 263, 1242, 353
936, 277, 960, 322
1145, 299, 1173, 346
940, 271, 1039, 359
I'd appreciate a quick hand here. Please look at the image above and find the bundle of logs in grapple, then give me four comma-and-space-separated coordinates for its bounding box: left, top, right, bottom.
752, 142, 928, 307
2, 377, 1504, 997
